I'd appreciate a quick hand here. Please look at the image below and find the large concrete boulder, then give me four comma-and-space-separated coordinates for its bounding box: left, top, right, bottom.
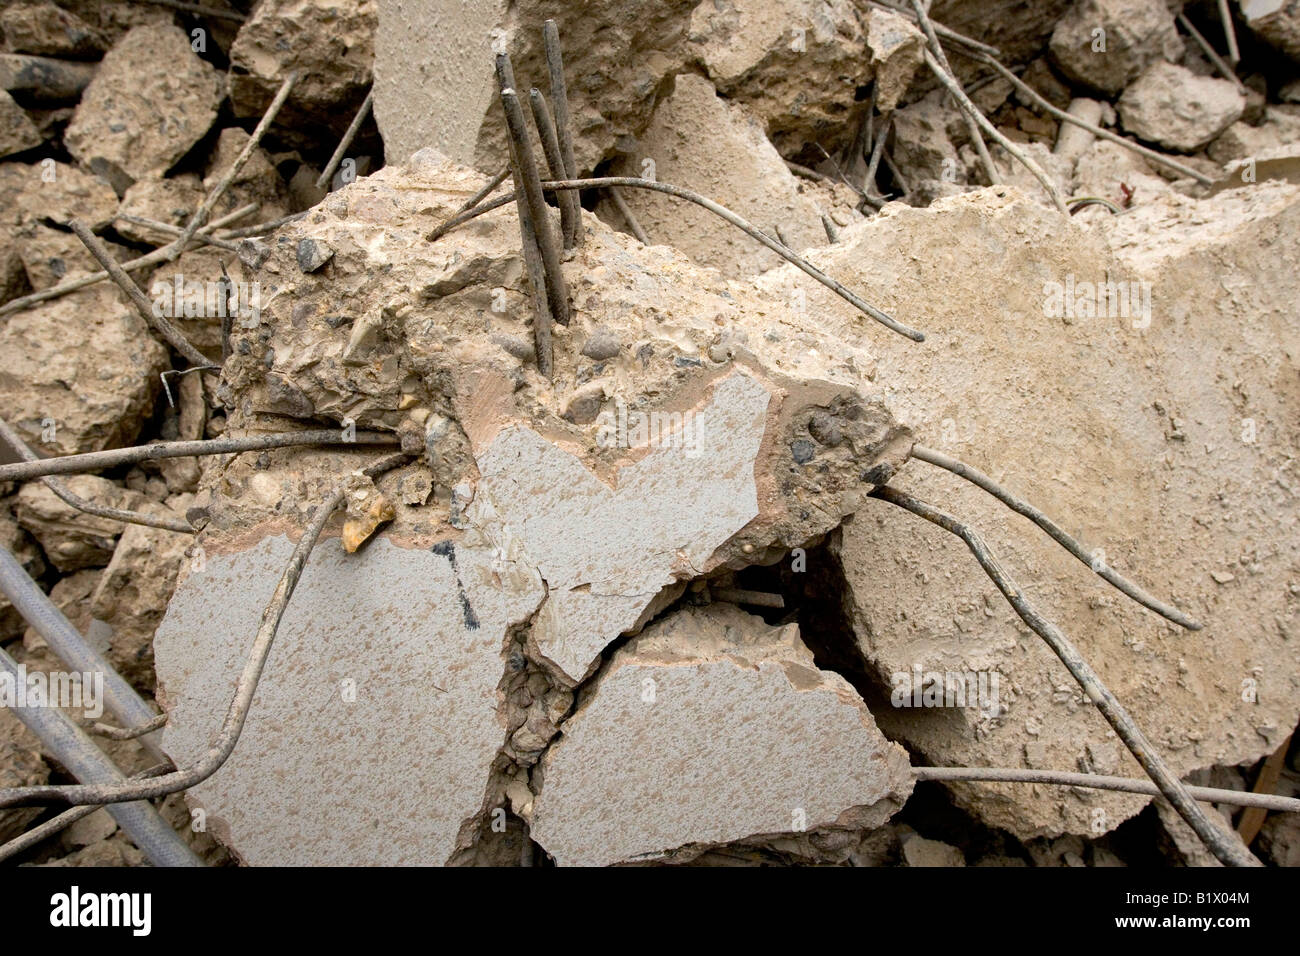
752, 183, 1300, 840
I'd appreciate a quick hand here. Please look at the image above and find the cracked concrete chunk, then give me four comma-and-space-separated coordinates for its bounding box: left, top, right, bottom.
374, 0, 698, 172
0, 282, 168, 457
0, 90, 40, 158
690, 0, 873, 157
229, 0, 376, 138
1241, 0, 1300, 62
0, 2, 106, 58
1048, 0, 1183, 96
0, 160, 119, 231
530, 604, 913, 866
154, 534, 544, 866
64, 24, 223, 185
1118, 62, 1246, 153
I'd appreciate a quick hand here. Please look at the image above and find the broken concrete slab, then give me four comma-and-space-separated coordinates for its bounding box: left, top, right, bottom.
155, 533, 545, 865
605, 73, 830, 276
1118, 62, 1246, 153
156, 146, 915, 863
755, 183, 1300, 840
64, 24, 223, 188
472, 371, 771, 683
1048, 0, 1183, 96
529, 604, 913, 866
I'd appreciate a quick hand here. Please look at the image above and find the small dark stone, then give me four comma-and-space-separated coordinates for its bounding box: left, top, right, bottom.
808, 412, 842, 446
791, 439, 815, 464
674, 356, 703, 368
861, 463, 896, 486
296, 237, 334, 273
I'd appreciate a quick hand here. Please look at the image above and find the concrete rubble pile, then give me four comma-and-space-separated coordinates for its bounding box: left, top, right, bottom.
0, 0, 1296, 868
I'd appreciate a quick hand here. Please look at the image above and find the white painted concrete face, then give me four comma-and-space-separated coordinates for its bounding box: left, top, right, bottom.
155, 535, 543, 865
471, 372, 772, 683
1242, 0, 1285, 19
373, 0, 506, 165
530, 605, 914, 866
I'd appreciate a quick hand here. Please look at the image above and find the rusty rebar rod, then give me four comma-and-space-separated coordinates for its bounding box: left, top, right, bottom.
0, 763, 173, 864
923, 50, 1068, 213
863, 111, 893, 196
216, 209, 309, 240
607, 186, 650, 244
0, 429, 397, 483
867, 0, 1000, 57
962, 51, 1214, 186
543, 19, 582, 248
0, 415, 194, 533
93, 713, 168, 741
426, 168, 511, 242
910, 0, 998, 186
914, 766, 1300, 813
114, 214, 243, 253
69, 219, 210, 367
496, 55, 557, 378
0, 453, 410, 811
428, 175, 920, 339
869, 484, 1261, 867
528, 87, 581, 251
1218, 0, 1241, 65
498, 68, 570, 327
1177, 11, 1246, 92
173, 72, 297, 255
910, 444, 1202, 630
316, 89, 374, 191
541, 176, 925, 342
